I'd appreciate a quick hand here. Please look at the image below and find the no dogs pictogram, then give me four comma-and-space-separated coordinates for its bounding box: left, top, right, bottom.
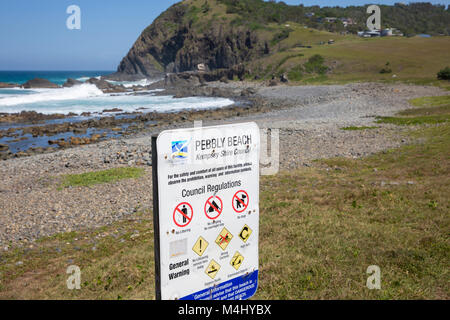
232, 190, 249, 213
173, 202, 193, 227
204, 195, 223, 220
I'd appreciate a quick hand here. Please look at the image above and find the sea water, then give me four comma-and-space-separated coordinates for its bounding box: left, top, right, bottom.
0, 71, 234, 115
0, 71, 109, 86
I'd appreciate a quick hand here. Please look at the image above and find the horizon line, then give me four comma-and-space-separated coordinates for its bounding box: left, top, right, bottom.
0, 70, 115, 72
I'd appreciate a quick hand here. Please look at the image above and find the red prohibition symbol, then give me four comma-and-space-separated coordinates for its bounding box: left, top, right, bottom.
173, 202, 193, 227
232, 190, 249, 213
204, 195, 223, 220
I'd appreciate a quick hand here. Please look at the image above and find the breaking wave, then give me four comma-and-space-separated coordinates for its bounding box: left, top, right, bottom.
0, 84, 104, 107
0, 85, 234, 115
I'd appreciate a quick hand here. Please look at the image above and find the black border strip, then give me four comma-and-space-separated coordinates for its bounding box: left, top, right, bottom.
152, 134, 161, 300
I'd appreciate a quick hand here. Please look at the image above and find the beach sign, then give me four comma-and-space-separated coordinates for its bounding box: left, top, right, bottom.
151, 122, 260, 300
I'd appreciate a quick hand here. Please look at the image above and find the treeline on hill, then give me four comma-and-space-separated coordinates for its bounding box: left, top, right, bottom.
218, 0, 450, 36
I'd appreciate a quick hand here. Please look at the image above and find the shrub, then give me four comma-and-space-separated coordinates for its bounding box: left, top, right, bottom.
437, 67, 450, 80
270, 28, 292, 45
287, 67, 303, 81
201, 1, 210, 13
380, 68, 392, 74
304, 54, 328, 74
380, 61, 392, 74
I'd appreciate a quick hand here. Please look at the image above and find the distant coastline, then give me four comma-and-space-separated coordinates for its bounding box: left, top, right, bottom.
0, 70, 114, 86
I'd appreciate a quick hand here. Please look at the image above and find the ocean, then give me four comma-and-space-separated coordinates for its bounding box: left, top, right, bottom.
0, 71, 110, 86
0, 71, 234, 115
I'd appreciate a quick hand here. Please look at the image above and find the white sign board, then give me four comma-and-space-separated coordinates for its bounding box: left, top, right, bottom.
152, 122, 260, 300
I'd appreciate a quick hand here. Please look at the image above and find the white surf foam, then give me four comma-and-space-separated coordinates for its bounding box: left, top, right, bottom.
0, 84, 104, 107
0, 85, 235, 115
106, 78, 159, 88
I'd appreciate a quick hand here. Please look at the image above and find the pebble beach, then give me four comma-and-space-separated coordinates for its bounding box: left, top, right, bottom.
0, 81, 446, 246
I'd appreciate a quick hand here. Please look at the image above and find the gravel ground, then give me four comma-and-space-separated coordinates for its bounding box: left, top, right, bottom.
0, 82, 446, 246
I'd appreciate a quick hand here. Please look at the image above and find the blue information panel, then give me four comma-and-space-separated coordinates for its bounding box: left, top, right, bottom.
181, 270, 258, 300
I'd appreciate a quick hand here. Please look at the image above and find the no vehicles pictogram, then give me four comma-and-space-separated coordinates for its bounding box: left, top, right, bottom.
232, 190, 249, 213
173, 202, 193, 227
204, 195, 223, 220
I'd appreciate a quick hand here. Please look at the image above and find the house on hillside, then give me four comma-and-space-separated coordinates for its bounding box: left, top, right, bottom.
392, 28, 404, 36
358, 30, 381, 37
358, 28, 403, 38
381, 28, 393, 36
324, 17, 337, 23
340, 18, 356, 28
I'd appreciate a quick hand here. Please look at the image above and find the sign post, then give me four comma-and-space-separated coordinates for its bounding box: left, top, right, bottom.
152, 122, 260, 300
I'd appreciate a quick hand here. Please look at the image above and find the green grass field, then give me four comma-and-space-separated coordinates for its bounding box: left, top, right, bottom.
0, 96, 448, 299
247, 22, 450, 84
59, 167, 145, 188
341, 126, 379, 131
377, 95, 450, 126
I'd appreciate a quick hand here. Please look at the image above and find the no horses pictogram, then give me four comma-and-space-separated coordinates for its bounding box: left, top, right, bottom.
173, 202, 193, 227
232, 190, 249, 213
204, 195, 223, 220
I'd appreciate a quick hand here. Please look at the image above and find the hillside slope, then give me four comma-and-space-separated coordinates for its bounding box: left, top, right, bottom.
113, 0, 269, 79
111, 0, 450, 82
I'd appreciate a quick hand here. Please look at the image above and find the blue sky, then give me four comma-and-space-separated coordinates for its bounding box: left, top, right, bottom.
0, 0, 448, 71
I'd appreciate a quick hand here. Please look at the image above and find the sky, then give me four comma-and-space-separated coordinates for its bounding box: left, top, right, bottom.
0, 0, 448, 71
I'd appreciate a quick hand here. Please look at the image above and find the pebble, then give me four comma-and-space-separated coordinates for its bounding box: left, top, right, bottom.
0, 82, 444, 246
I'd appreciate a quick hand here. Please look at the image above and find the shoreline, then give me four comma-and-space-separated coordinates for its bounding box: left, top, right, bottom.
1, 80, 447, 160
0, 78, 258, 158
0, 81, 447, 245
0, 96, 265, 159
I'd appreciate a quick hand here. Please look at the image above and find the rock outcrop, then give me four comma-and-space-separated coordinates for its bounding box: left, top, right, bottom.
22, 78, 59, 89
86, 78, 127, 93
110, 1, 265, 80
0, 82, 18, 88
62, 78, 83, 88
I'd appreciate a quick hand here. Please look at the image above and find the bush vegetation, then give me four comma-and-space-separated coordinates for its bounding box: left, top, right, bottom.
218, 0, 450, 35
437, 67, 450, 80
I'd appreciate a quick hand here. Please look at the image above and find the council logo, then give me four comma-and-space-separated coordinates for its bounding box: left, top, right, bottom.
171, 140, 188, 159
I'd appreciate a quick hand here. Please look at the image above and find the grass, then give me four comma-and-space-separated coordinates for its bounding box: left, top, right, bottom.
246, 22, 450, 84
376, 94, 450, 126
1, 96, 449, 299
409, 95, 450, 107
0, 212, 156, 299
0, 120, 448, 299
341, 126, 379, 131
59, 167, 145, 188
376, 115, 449, 125
255, 123, 449, 299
